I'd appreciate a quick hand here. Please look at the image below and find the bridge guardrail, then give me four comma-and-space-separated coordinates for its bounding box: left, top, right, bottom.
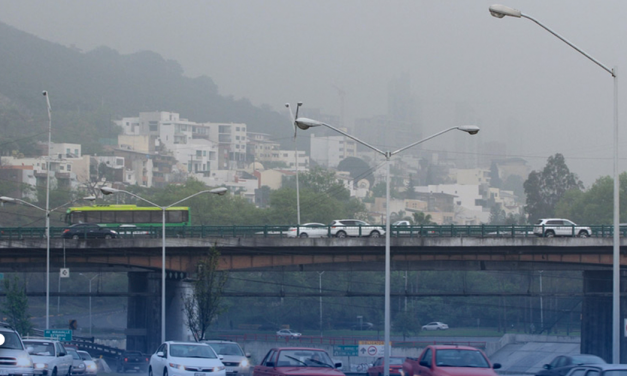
1, 224, 626, 240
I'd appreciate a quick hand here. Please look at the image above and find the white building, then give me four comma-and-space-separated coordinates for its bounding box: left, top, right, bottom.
309, 134, 357, 168
419, 184, 490, 225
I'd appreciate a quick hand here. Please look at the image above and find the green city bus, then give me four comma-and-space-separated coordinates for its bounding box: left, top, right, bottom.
65, 205, 191, 227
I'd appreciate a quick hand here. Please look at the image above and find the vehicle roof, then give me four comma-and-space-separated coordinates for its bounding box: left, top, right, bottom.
23, 338, 60, 343
428, 345, 483, 351
271, 347, 330, 351
202, 340, 238, 344
165, 341, 209, 345
571, 364, 627, 371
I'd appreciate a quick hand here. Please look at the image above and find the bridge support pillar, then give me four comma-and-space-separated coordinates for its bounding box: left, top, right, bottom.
581, 270, 627, 362
126, 272, 160, 354
166, 277, 192, 341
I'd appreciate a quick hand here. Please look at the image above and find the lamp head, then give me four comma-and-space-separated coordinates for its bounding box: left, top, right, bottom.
294, 117, 324, 131
297, 102, 303, 107
83, 196, 96, 202
100, 187, 119, 195
210, 187, 228, 195
458, 125, 480, 135
0, 196, 16, 203
285, 103, 290, 108
42, 91, 48, 96
489, 4, 522, 18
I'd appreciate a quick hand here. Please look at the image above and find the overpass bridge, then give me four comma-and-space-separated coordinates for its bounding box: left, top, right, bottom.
1, 235, 626, 362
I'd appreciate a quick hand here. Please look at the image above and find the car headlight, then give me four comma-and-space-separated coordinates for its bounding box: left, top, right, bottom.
240, 359, 249, 368
169, 363, 186, 370
16, 356, 32, 367
86, 363, 98, 372
34, 363, 49, 370
212, 366, 225, 372
77, 363, 86, 369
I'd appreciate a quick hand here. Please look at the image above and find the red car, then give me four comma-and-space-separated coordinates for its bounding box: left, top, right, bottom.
253, 347, 344, 376
367, 357, 405, 376
401, 345, 501, 376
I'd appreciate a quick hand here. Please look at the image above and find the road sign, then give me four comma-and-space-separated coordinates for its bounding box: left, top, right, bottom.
60, 268, 70, 278
358, 341, 385, 357
333, 345, 359, 357
44, 329, 72, 341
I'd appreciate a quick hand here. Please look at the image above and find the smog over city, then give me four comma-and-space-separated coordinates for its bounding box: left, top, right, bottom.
1, 0, 625, 185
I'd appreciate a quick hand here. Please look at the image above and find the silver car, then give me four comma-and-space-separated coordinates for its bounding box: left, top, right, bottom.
533, 218, 591, 238
286, 223, 329, 238
202, 341, 251, 376
329, 219, 385, 238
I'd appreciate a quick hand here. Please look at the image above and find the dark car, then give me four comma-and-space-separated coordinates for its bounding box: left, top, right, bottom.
367, 357, 404, 376
62, 223, 118, 240
116, 351, 149, 373
565, 363, 627, 376
536, 354, 606, 376
253, 347, 343, 376
351, 322, 374, 330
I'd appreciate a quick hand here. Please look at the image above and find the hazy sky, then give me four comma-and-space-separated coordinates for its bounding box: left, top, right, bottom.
1, 0, 626, 185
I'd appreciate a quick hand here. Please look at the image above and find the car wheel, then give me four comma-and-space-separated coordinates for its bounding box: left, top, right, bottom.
545, 230, 555, 238
578, 231, 590, 238
336, 231, 347, 238
51, 368, 58, 376
72, 234, 80, 240
299, 233, 309, 238
163, 369, 168, 376
370, 231, 381, 238
149, 367, 153, 376
105, 234, 112, 239
67, 366, 72, 376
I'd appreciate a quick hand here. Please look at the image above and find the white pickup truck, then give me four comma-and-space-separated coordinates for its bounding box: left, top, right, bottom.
23, 339, 73, 376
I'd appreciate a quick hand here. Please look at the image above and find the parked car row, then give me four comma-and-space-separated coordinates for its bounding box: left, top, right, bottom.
0, 324, 100, 376
287, 219, 385, 238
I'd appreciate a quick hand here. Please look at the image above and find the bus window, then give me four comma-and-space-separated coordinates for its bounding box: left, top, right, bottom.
116, 211, 132, 224
70, 212, 85, 224
101, 211, 115, 223
135, 211, 151, 224
168, 211, 183, 223
150, 211, 162, 224
85, 211, 101, 223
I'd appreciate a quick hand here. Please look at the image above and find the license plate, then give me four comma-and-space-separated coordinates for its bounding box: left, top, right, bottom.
194, 373, 206, 376
0, 370, 8, 376
225, 368, 234, 372
134, 367, 140, 369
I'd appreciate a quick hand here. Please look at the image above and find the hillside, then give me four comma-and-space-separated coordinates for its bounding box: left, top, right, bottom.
0, 21, 290, 157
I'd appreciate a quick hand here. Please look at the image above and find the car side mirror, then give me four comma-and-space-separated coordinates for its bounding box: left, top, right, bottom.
156, 352, 164, 358
335, 362, 343, 369
266, 362, 275, 368
246, 353, 251, 358
219, 355, 224, 360
419, 361, 429, 367
544, 364, 551, 370
58, 352, 66, 357
493, 363, 502, 370
26, 347, 34, 354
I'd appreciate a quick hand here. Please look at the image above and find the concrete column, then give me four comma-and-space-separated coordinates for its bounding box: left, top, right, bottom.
126, 272, 160, 354
166, 277, 193, 341
581, 270, 627, 362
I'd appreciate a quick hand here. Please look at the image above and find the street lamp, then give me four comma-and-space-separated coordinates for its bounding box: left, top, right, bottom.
318, 271, 324, 337
295, 116, 478, 376
99, 186, 228, 343
79, 273, 99, 337
285, 102, 304, 224
0, 195, 95, 329
489, 4, 620, 362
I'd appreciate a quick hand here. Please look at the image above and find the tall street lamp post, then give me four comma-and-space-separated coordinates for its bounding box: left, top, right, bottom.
0, 195, 95, 329
295, 117, 479, 376
79, 273, 99, 337
43, 90, 52, 330
488, 4, 620, 362
100, 186, 228, 343
285, 102, 304, 224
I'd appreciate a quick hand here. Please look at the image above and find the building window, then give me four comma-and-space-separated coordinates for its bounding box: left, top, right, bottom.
67, 165, 72, 171
149, 121, 159, 131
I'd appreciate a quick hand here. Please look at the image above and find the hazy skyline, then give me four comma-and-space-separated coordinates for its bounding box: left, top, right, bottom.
1, 0, 625, 185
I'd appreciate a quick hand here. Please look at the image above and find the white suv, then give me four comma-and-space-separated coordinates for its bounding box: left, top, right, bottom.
0, 322, 33, 376
22, 339, 73, 376
329, 220, 385, 238
533, 218, 592, 238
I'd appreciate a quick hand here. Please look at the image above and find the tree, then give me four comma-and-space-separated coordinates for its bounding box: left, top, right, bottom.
523, 154, 583, 222
183, 246, 229, 341
337, 157, 374, 188
393, 310, 420, 340
1, 276, 32, 336
413, 211, 435, 225
405, 174, 417, 200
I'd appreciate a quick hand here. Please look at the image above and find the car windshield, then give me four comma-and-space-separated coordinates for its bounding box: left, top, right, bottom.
169, 344, 216, 359
206, 343, 243, 356
604, 371, 627, 376
78, 352, 92, 360
0, 332, 23, 350
435, 349, 489, 368
24, 342, 55, 356
68, 349, 81, 360
572, 355, 605, 364
277, 350, 333, 367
